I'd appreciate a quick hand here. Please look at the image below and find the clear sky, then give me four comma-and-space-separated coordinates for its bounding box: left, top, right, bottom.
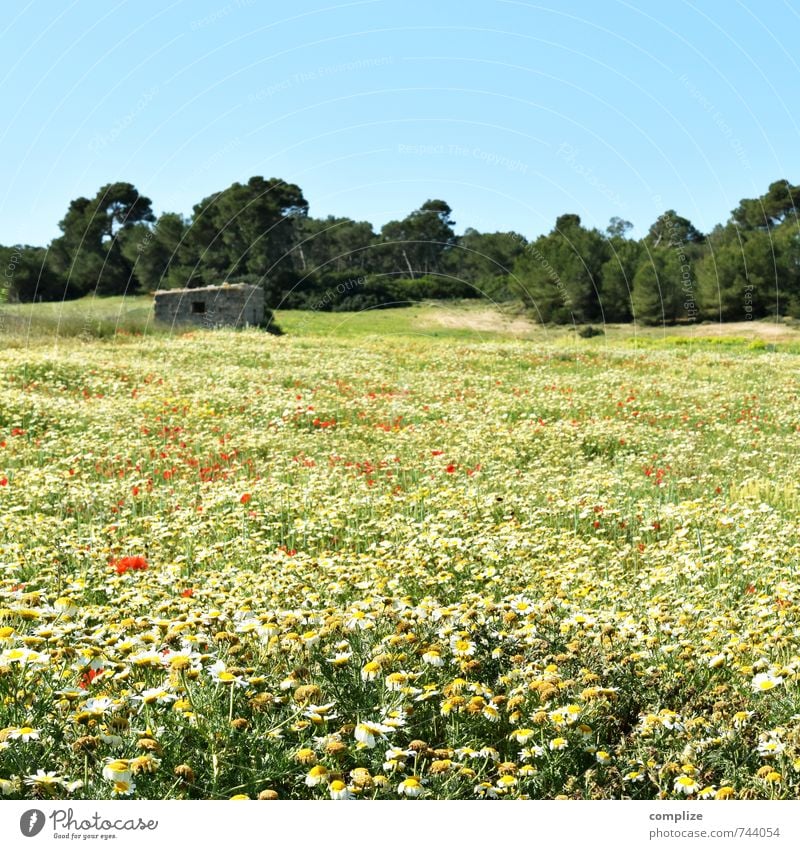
2, 0, 799, 245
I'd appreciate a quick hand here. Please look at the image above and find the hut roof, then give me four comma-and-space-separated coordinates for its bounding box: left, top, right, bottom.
154, 283, 260, 297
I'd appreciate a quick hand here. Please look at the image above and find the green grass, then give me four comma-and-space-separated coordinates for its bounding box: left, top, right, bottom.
0, 295, 157, 340
2, 295, 800, 353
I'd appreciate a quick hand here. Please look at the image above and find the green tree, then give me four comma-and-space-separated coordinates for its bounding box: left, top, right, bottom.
599, 233, 641, 322
696, 230, 778, 321
732, 179, 800, 231
120, 212, 187, 291
181, 177, 308, 296
632, 248, 689, 324
606, 217, 633, 239
444, 228, 527, 300
646, 209, 704, 248
49, 183, 155, 296
0, 245, 63, 301
295, 216, 377, 275
772, 219, 800, 317
378, 199, 456, 277
514, 215, 609, 323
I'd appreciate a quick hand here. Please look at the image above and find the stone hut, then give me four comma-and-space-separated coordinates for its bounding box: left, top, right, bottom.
153, 283, 264, 328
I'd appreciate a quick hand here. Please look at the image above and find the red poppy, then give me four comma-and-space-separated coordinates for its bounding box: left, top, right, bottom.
181, 588, 194, 598
240, 493, 251, 505
79, 668, 101, 689
111, 555, 149, 575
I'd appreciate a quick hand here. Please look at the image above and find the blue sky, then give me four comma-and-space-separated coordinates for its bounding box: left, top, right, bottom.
2, 0, 799, 245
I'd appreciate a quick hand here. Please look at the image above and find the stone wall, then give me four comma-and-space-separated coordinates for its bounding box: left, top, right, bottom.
154, 284, 265, 328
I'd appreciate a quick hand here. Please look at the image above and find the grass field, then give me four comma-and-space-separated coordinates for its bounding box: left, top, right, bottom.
3, 293, 800, 349
0, 298, 799, 799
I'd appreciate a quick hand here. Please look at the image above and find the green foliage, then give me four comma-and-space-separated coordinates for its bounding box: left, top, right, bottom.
512, 214, 609, 323
646, 209, 704, 247
696, 231, 778, 321
378, 199, 456, 277
9, 174, 800, 329
732, 179, 800, 230
599, 235, 642, 322
48, 182, 155, 297
120, 212, 187, 292
632, 248, 687, 325
0, 245, 63, 301
443, 228, 527, 300
295, 215, 377, 275
176, 176, 308, 291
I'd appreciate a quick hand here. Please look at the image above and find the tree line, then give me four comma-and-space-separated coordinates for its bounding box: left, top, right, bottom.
2, 176, 800, 324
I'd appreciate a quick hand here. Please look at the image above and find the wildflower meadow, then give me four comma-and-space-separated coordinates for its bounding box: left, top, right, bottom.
1, 319, 799, 800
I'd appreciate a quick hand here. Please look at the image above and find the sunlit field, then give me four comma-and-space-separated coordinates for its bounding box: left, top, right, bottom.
1, 305, 800, 800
